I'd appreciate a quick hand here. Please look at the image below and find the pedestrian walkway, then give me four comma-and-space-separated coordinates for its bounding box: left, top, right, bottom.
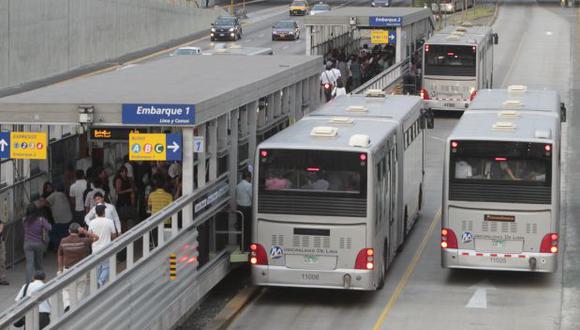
0, 251, 58, 313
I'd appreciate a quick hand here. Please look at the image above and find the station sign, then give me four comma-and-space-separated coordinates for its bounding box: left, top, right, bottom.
90, 127, 146, 140
369, 16, 403, 27
0, 132, 47, 160
193, 136, 205, 153
371, 30, 396, 44
129, 133, 182, 161
122, 104, 195, 126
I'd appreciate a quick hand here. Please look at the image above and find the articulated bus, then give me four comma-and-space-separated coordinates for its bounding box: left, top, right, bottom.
421, 25, 498, 111
250, 92, 431, 290
432, 0, 475, 14
442, 88, 564, 272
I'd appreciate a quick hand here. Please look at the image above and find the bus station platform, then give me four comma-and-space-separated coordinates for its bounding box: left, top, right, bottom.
0, 54, 322, 330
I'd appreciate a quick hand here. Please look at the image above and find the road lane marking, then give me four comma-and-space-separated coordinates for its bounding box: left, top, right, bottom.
500, 26, 527, 88
466, 288, 487, 309
372, 208, 441, 330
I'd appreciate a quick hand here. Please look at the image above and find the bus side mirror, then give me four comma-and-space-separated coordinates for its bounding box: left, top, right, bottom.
560, 102, 567, 123
493, 33, 499, 45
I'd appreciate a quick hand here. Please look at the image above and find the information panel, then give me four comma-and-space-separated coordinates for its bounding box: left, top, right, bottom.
0, 132, 47, 160
122, 104, 195, 126
129, 133, 182, 161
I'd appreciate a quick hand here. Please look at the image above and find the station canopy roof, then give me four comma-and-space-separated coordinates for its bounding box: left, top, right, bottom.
0, 55, 321, 126
303, 7, 434, 27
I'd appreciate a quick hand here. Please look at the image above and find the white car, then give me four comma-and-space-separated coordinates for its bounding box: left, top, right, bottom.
170, 47, 202, 56
309, 2, 330, 15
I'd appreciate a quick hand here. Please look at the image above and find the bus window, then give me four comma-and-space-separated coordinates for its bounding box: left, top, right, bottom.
425, 45, 476, 76
450, 141, 551, 185
259, 149, 367, 197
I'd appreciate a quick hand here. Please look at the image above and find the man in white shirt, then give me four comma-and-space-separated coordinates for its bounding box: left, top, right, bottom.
84, 181, 106, 212
85, 192, 121, 235
69, 170, 88, 225
15, 271, 50, 328
330, 61, 342, 82
236, 170, 253, 251
320, 62, 338, 86
88, 205, 117, 287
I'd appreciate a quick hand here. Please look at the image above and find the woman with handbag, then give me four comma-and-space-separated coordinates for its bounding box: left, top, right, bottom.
22, 204, 52, 282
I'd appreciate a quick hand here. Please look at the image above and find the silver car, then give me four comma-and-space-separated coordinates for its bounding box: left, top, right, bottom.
371, 0, 390, 7
309, 2, 331, 15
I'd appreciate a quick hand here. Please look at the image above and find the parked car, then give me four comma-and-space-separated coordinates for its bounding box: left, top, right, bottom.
272, 20, 301, 41
210, 16, 242, 41
289, 0, 309, 16
170, 47, 202, 56
371, 0, 390, 7
309, 2, 331, 15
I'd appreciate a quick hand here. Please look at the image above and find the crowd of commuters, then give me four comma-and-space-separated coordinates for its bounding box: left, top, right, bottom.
320, 44, 397, 98
2, 157, 183, 328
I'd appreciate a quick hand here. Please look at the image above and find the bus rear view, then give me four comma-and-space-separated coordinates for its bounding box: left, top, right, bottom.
442, 112, 560, 273
421, 25, 497, 111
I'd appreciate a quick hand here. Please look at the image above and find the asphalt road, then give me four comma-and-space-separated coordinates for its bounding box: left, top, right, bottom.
226, 4, 579, 330
149, 0, 410, 59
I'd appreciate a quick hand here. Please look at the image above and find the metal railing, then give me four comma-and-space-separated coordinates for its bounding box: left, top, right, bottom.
0, 175, 230, 330
351, 58, 411, 95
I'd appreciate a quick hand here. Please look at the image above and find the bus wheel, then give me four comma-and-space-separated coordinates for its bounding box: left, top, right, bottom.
377, 241, 388, 290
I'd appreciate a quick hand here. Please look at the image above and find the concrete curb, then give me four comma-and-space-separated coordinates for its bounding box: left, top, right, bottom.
206, 286, 262, 330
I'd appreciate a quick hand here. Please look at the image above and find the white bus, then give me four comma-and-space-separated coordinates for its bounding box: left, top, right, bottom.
442, 90, 563, 272
468, 85, 566, 123
250, 92, 430, 290
432, 0, 475, 14
421, 25, 498, 111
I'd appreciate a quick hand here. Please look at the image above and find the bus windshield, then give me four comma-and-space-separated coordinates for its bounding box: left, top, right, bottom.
450, 141, 552, 185
425, 45, 476, 77
258, 149, 367, 197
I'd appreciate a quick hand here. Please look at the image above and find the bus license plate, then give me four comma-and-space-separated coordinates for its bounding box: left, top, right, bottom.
492, 239, 505, 248
301, 273, 320, 281
490, 257, 507, 264
444, 102, 456, 108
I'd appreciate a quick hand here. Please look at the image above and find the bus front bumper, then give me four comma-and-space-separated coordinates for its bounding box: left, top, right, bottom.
441, 249, 557, 272
425, 99, 469, 111
252, 265, 374, 290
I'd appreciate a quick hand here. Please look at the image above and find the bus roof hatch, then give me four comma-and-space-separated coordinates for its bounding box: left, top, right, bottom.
346, 105, 368, 112
508, 85, 528, 94
330, 117, 353, 124
492, 121, 517, 131
349, 134, 371, 148
503, 100, 524, 109
535, 129, 552, 139
311, 126, 338, 137
498, 110, 520, 118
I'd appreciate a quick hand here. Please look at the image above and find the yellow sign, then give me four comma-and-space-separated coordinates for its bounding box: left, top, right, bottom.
11, 132, 47, 160
371, 30, 389, 44
129, 133, 166, 161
